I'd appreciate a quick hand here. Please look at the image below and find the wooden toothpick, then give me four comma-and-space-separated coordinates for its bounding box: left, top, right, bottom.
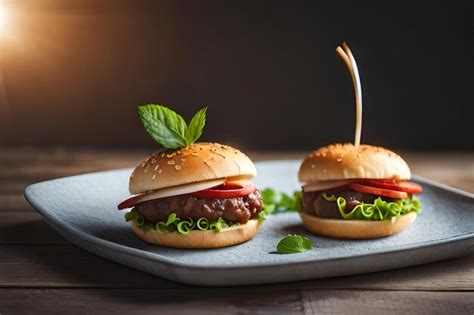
336, 42, 362, 148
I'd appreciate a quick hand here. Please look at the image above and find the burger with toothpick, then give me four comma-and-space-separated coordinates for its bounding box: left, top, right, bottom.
118, 105, 264, 248
298, 42, 423, 239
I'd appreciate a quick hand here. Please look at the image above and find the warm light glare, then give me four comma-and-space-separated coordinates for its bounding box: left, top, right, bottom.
0, 4, 6, 29
0, 4, 5, 41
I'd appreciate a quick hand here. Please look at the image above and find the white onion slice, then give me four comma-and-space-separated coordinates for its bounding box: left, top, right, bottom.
226, 178, 251, 187
302, 180, 351, 192
137, 179, 226, 203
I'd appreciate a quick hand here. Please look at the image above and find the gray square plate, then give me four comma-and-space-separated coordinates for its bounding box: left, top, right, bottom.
25, 160, 474, 286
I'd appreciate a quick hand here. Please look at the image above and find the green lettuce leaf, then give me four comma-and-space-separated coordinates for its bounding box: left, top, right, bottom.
322, 193, 421, 221
124, 209, 238, 235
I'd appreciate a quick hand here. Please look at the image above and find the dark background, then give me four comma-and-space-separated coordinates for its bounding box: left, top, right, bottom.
0, 0, 472, 151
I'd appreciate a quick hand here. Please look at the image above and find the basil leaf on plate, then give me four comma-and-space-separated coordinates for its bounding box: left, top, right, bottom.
277, 234, 313, 254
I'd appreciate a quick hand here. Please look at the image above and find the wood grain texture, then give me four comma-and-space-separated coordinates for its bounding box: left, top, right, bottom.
0, 194, 31, 212
0, 212, 67, 244
0, 289, 472, 314
0, 243, 472, 290
0, 245, 181, 289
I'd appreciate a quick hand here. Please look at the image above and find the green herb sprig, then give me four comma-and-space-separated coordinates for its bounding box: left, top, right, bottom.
138, 104, 207, 149
261, 188, 302, 214
277, 234, 313, 254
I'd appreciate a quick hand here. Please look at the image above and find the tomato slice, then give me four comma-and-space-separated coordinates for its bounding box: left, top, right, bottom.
348, 183, 408, 199
360, 180, 423, 194
117, 195, 143, 210
192, 184, 256, 199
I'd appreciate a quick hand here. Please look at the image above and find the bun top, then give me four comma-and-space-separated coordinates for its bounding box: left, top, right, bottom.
129, 142, 257, 194
298, 143, 411, 183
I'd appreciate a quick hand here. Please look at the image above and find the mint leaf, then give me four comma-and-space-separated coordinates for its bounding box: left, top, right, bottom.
138, 105, 188, 149
186, 107, 207, 144
277, 234, 313, 254
138, 104, 208, 149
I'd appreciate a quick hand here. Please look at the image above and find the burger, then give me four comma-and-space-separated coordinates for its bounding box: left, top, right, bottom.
118, 142, 264, 248
298, 143, 422, 239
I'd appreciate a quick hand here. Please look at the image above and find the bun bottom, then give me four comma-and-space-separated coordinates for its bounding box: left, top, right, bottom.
131, 219, 262, 248
300, 212, 417, 239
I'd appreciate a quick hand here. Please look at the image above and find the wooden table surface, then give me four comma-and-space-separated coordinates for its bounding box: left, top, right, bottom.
1, 148, 473, 314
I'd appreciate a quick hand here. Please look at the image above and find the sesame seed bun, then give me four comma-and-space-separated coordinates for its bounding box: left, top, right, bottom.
300, 212, 417, 239
299, 143, 411, 183
131, 219, 261, 248
129, 142, 257, 194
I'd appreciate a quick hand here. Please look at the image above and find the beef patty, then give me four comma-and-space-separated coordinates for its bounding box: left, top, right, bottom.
135, 190, 263, 224
302, 191, 389, 219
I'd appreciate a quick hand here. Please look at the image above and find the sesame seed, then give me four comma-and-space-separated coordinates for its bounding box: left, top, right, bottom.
167, 160, 175, 165
154, 165, 159, 171
144, 168, 149, 173
336, 158, 342, 162
175, 165, 182, 171
181, 157, 186, 162
158, 169, 162, 174
191, 152, 198, 156
166, 153, 175, 158
311, 164, 315, 168
152, 174, 156, 180
161, 153, 165, 157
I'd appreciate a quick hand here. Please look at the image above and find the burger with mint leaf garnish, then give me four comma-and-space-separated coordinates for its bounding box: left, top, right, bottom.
118, 105, 264, 248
